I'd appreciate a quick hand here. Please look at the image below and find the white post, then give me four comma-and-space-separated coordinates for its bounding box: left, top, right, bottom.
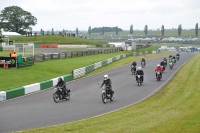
23, 43, 24, 56
33, 43, 34, 57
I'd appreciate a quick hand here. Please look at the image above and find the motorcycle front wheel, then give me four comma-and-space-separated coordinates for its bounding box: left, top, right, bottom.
102, 92, 107, 104
53, 93, 59, 103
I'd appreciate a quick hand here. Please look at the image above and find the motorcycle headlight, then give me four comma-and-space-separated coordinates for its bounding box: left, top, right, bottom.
54, 88, 57, 91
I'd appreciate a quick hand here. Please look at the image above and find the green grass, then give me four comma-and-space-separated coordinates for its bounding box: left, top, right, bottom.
135, 46, 156, 52
20, 53, 200, 133
7, 35, 100, 44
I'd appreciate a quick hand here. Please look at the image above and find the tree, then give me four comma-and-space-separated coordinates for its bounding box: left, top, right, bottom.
161, 25, 164, 36
76, 27, 79, 37
0, 6, 37, 35
195, 23, 198, 36
116, 26, 118, 35
102, 26, 104, 35
144, 25, 148, 36
40, 29, 43, 35
52, 28, 54, 35
88, 26, 91, 36
0, 25, 4, 43
178, 24, 182, 36
130, 25, 133, 34
63, 29, 65, 35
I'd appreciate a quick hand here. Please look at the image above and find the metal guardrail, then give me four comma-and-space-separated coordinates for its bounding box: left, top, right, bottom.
34, 48, 122, 62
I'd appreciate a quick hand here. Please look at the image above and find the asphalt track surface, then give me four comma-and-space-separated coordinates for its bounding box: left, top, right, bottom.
0, 52, 194, 133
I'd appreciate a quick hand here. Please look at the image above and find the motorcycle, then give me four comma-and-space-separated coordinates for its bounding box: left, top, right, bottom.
176, 56, 179, 61
131, 65, 136, 75
137, 74, 143, 86
169, 62, 173, 69
156, 71, 161, 81
141, 61, 145, 68
161, 65, 165, 71
101, 85, 114, 104
164, 61, 167, 67
53, 86, 70, 103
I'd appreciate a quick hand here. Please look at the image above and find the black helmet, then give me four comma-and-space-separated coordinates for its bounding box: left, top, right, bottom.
58, 77, 63, 82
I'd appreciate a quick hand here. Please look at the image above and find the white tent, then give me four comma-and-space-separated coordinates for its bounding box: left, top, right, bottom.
1, 28, 22, 37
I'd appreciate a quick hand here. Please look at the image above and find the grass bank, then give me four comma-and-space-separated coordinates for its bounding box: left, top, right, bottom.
7, 35, 100, 44
135, 45, 156, 52
20, 53, 200, 133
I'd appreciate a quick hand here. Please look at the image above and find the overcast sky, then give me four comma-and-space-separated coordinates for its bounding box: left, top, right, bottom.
0, 0, 199, 31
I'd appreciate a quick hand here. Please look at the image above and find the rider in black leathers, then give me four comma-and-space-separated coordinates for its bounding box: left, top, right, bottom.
136, 67, 144, 83
141, 57, 146, 66
160, 59, 165, 71
176, 53, 180, 59
101, 75, 114, 93
131, 61, 137, 72
56, 77, 69, 97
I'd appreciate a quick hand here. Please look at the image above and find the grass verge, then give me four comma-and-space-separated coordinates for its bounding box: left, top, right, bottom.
20, 54, 200, 133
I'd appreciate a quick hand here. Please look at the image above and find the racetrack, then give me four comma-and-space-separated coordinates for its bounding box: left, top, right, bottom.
0, 52, 194, 133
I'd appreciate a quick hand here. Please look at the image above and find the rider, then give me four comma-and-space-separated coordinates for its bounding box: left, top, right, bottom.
56, 77, 70, 97
163, 56, 168, 66
101, 75, 114, 94
155, 64, 163, 79
141, 57, 146, 66
169, 55, 172, 59
131, 61, 137, 72
160, 59, 165, 71
172, 55, 176, 63
169, 57, 175, 66
176, 53, 180, 60
136, 67, 144, 83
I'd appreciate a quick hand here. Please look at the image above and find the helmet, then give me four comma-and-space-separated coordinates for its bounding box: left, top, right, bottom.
58, 77, 62, 82
138, 67, 141, 70
157, 64, 160, 67
104, 75, 109, 80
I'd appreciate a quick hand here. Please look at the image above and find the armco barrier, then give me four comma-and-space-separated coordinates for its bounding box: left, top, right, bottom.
0, 74, 73, 101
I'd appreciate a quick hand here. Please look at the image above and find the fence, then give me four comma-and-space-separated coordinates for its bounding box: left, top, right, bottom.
34, 48, 122, 62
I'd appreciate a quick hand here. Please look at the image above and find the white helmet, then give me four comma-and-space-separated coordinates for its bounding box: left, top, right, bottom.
157, 64, 160, 67
138, 67, 141, 70
104, 75, 109, 80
